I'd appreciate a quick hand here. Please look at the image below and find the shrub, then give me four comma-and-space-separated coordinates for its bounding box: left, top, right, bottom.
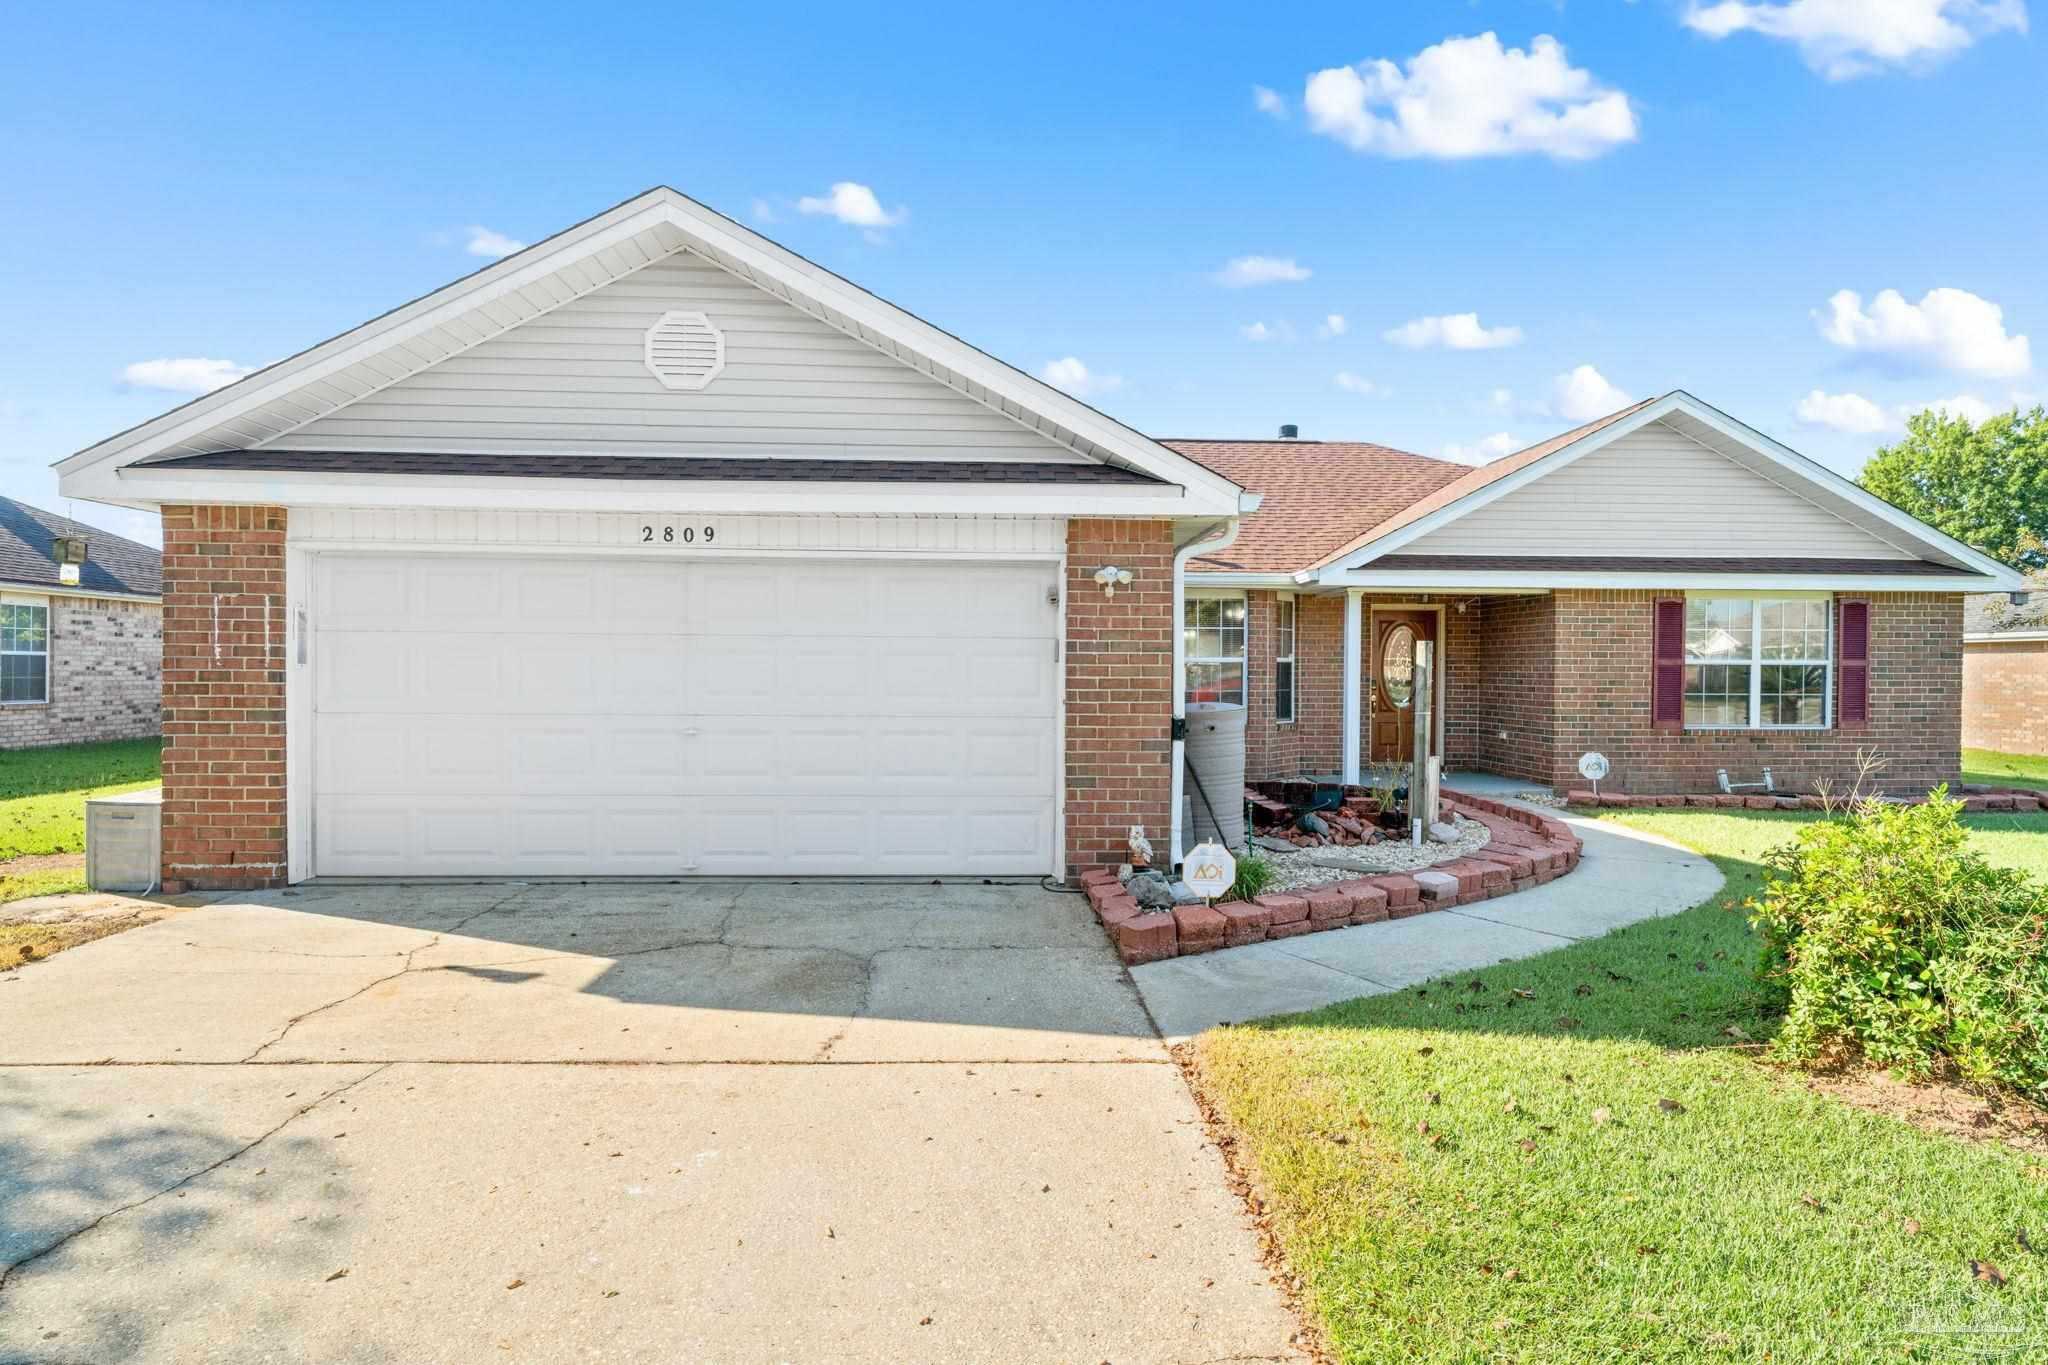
1752, 789, 2048, 1095
1228, 850, 1275, 904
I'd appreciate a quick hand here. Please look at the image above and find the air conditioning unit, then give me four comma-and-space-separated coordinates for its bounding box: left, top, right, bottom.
86, 788, 162, 893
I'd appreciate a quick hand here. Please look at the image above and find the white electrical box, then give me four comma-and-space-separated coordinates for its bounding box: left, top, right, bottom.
86, 787, 162, 893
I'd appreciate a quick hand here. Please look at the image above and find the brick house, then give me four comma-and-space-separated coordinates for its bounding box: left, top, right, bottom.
0, 497, 162, 750
52, 188, 2020, 890
1961, 590, 2048, 757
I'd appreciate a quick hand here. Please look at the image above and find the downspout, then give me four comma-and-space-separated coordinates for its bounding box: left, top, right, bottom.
1169, 507, 1252, 869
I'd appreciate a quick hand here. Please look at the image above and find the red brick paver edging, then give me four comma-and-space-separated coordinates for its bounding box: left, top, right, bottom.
1081, 790, 1584, 965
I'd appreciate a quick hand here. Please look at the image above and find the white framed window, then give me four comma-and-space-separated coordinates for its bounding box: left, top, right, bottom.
1184, 592, 1246, 706
0, 600, 50, 705
1273, 595, 1296, 723
1683, 595, 1831, 730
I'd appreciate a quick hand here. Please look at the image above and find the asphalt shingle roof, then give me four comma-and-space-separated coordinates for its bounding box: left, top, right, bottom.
0, 497, 162, 597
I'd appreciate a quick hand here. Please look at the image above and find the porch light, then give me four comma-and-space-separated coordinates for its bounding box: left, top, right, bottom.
52, 535, 86, 587
1093, 565, 1134, 597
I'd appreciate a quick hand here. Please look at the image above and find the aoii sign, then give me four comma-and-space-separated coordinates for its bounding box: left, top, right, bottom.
1182, 841, 1238, 901
1578, 752, 1611, 782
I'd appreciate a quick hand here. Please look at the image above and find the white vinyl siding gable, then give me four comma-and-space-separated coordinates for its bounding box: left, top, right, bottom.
274, 250, 1086, 463
1400, 420, 1921, 560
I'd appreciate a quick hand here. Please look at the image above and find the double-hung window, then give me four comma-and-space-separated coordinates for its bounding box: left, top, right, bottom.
1184, 593, 1246, 705
1273, 596, 1296, 722
1683, 596, 1830, 729
0, 601, 50, 705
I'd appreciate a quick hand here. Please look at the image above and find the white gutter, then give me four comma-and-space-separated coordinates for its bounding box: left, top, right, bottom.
1966, 630, 2048, 643
1169, 503, 1253, 869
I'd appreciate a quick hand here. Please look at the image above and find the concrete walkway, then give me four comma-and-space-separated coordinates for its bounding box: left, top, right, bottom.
0, 881, 1304, 1365
1132, 778, 1724, 1039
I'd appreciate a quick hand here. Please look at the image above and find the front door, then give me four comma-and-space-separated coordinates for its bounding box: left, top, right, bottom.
1369, 610, 1435, 765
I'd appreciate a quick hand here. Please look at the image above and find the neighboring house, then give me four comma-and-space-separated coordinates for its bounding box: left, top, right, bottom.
0, 497, 162, 749
53, 188, 2022, 890
1962, 588, 2048, 756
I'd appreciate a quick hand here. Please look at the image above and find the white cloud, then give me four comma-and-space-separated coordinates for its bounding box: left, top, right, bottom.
1319, 313, 1349, 338
1488, 387, 1515, 412
1253, 85, 1288, 118
1333, 371, 1382, 396
1683, 0, 2028, 81
1443, 432, 1520, 463
1921, 393, 2000, 424
1818, 287, 2031, 377
464, 226, 525, 258
1301, 32, 1637, 161
1039, 356, 1123, 399
1795, 389, 1895, 434
1553, 365, 1634, 421
118, 357, 258, 394
1382, 311, 1525, 350
1216, 255, 1311, 287
1240, 321, 1292, 343
750, 197, 780, 223
797, 181, 907, 230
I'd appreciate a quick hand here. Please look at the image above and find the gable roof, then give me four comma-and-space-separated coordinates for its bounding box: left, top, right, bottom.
58, 188, 1241, 517
1304, 391, 2025, 591
0, 497, 161, 597
1164, 439, 1469, 574
1966, 584, 2048, 636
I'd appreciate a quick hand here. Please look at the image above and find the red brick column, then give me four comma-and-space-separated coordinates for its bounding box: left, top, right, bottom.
1065, 518, 1175, 877
159, 505, 288, 891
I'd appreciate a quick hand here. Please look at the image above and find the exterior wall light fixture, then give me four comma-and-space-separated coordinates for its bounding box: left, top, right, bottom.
1093, 565, 1134, 597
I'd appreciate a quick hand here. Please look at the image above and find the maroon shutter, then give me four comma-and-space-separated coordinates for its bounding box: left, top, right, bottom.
1837, 599, 1870, 730
1652, 598, 1685, 731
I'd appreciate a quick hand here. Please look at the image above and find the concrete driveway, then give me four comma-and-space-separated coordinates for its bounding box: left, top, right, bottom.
0, 882, 1303, 1365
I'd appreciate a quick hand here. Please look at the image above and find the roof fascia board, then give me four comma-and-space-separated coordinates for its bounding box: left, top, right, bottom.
0, 581, 160, 604
1966, 630, 2048, 643
1318, 568, 2009, 592
92, 465, 1210, 518
1181, 571, 1301, 587
1307, 391, 2025, 591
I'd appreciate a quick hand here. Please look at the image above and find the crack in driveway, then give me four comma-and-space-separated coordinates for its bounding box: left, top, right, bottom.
0, 1062, 392, 1296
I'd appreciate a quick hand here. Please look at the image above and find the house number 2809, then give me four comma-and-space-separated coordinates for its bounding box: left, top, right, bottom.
641, 525, 716, 544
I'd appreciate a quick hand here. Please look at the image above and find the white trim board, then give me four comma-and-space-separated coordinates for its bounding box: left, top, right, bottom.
59, 188, 1242, 519
1305, 392, 2024, 593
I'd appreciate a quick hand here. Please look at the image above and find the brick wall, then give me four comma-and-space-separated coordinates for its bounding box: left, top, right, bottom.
160, 505, 288, 891
1547, 590, 1962, 795
1065, 518, 1175, 876
0, 596, 161, 749
1470, 595, 1555, 783
1962, 638, 2048, 755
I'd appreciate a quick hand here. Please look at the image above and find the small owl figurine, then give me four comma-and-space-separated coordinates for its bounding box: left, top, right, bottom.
1127, 824, 1153, 868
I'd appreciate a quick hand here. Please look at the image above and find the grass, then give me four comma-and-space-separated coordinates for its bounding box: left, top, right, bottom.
1964, 747, 2048, 791
1195, 806, 2048, 1362
0, 736, 160, 903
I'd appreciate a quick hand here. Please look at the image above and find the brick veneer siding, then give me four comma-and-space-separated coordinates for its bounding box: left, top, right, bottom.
1065, 518, 1175, 877
160, 505, 288, 891
0, 595, 161, 749
1470, 595, 1555, 783
1547, 590, 1962, 795
1962, 638, 2048, 755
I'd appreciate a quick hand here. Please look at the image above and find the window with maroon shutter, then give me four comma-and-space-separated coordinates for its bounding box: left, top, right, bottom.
1837, 599, 1870, 729
1652, 598, 1685, 730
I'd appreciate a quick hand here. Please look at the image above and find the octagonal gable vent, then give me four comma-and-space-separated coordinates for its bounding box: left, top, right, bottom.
643, 310, 725, 390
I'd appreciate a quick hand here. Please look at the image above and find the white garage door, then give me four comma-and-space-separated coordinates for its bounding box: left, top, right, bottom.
310, 553, 1059, 877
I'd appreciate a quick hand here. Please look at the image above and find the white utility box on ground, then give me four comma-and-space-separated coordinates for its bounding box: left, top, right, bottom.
85, 787, 162, 893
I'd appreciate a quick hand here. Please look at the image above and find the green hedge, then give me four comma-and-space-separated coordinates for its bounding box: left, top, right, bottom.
1753, 789, 2048, 1095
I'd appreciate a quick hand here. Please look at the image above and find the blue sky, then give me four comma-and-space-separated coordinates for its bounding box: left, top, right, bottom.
2, 1, 2040, 548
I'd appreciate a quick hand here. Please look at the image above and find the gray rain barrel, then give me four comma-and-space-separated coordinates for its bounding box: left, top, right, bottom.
1182, 702, 1248, 850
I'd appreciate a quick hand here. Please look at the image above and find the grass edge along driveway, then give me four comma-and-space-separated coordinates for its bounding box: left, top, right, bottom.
1194, 806, 2048, 1363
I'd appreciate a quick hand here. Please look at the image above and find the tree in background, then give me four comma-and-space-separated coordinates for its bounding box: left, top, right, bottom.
1859, 405, 2048, 571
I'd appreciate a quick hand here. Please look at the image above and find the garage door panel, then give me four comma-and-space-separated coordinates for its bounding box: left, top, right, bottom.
313, 553, 1058, 877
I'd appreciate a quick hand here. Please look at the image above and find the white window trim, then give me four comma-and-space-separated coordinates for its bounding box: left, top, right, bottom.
0, 595, 51, 706
1274, 594, 1296, 725
1682, 592, 1833, 732
1184, 589, 1247, 707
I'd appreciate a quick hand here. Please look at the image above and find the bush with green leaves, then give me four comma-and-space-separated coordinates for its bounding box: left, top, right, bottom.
1228, 850, 1275, 904
1752, 789, 2048, 1095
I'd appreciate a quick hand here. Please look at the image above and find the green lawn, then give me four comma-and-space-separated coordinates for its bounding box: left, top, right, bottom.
1964, 747, 2048, 791
1196, 806, 2048, 1363
0, 737, 161, 902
